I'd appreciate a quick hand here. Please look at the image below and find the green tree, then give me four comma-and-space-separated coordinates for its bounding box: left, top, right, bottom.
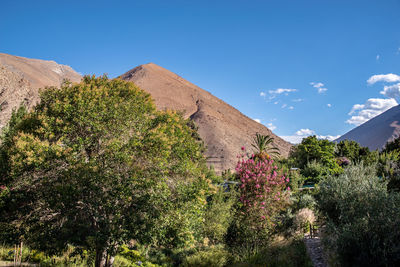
0, 105, 29, 244
0, 105, 28, 184
289, 136, 342, 182
335, 140, 376, 164
382, 137, 400, 153
2, 76, 212, 267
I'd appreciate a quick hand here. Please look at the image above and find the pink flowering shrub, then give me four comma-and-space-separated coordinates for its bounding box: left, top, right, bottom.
236, 151, 290, 230
226, 150, 290, 256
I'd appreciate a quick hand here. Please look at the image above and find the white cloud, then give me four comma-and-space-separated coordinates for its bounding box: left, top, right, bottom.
310, 82, 328, 93
296, 128, 315, 136
260, 92, 266, 97
281, 128, 339, 144
310, 82, 324, 88
376, 55, 380, 60
327, 103, 332, 107
318, 135, 341, 141
266, 122, 277, 131
288, 106, 294, 110
292, 98, 303, 102
268, 88, 297, 95
346, 98, 398, 126
280, 135, 305, 144
252, 119, 277, 131
281, 104, 287, 108
380, 83, 400, 99
273, 101, 278, 105
367, 74, 400, 85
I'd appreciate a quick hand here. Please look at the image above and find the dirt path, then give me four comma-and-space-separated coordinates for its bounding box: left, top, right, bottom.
304, 234, 327, 267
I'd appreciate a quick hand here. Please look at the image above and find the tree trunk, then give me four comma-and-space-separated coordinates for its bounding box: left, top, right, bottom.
95, 248, 107, 267
95, 248, 116, 267
106, 255, 115, 267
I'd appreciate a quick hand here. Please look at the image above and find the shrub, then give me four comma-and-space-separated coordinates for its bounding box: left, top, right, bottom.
301, 160, 330, 184
276, 193, 317, 238
297, 193, 317, 211
226, 150, 290, 257
376, 151, 400, 192
234, 237, 313, 267
294, 208, 315, 234
118, 245, 144, 263
182, 246, 229, 267
203, 186, 236, 245
317, 164, 400, 266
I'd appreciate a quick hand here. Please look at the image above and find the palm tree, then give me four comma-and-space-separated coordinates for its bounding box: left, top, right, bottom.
251, 133, 280, 160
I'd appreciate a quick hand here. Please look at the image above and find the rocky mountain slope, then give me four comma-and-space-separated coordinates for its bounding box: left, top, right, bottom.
0, 53, 81, 128
336, 104, 400, 150
120, 63, 292, 172
0, 53, 291, 172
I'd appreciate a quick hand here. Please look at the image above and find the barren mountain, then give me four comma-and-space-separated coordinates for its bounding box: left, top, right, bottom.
0, 53, 291, 172
0, 53, 81, 128
120, 63, 292, 172
336, 105, 400, 150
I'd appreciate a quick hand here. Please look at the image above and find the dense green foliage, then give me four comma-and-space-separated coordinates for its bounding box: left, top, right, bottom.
0, 76, 213, 266
231, 237, 313, 267
289, 136, 342, 184
335, 140, 377, 164
317, 165, 400, 266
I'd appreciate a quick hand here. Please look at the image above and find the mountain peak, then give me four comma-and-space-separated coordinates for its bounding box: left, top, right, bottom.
336, 104, 400, 150
0, 53, 81, 128
120, 64, 292, 172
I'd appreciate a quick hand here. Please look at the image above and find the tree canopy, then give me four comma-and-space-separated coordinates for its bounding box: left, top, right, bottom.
289, 136, 342, 182
0, 76, 213, 267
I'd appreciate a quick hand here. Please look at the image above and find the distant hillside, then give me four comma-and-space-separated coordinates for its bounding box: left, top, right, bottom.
120, 63, 292, 172
336, 104, 400, 150
0, 53, 81, 128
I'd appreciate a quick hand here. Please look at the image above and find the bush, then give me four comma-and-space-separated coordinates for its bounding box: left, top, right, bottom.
203, 186, 236, 245
376, 151, 400, 192
226, 152, 290, 258
276, 193, 317, 238
182, 246, 229, 267
294, 208, 315, 234
297, 193, 317, 211
118, 245, 144, 263
318, 164, 400, 266
301, 160, 330, 184
232, 237, 313, 267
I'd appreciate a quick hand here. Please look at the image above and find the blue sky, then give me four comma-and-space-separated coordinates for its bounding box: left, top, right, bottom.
1, 0, 400, 143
